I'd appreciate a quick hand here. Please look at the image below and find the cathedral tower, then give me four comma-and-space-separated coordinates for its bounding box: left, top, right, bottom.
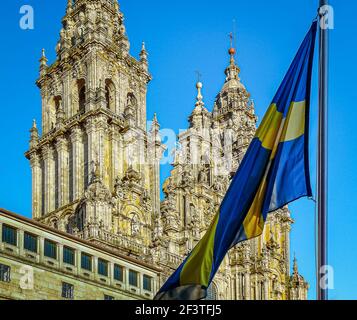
23, 0, 308, 300
25, 0, 163, 255
157, 41, 308, 300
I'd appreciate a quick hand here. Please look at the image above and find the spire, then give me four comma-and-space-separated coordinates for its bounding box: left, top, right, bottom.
39, 49, 48, 76
30, 119, 39, 148
151, 113, 160, 133
225, 32, 240, 82
140, 42, 149, 71
293, 253, 299, 275
32, 119, 37, 130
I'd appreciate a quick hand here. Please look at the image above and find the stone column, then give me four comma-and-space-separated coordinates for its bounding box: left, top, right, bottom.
42, 145, 55, 215
235, 272, 240, 300
264, 279, 269, 300
58, 244, 64, 269
84, 118, 96, 185
111, 125, 120, 187
30, 153, 42, 219
283, 223, 291, 275
244, 271, 251, 300
56, 136, 69, 208
70, 125, 83, 200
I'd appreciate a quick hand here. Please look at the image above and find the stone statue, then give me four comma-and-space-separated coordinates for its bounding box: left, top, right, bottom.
131, 214, 140, 236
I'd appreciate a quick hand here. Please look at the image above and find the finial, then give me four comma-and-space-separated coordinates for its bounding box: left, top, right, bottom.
151, 113, 161, 138
195, 79, 204, 108
293, 253, 299, 274
228, 32, 236, 62
39, 49, 48, 69
224, 30, 241, 83
66, 0, 73, 13
30, 119, 39, 148
153, 112, 158, 123
140, 41, 148, 70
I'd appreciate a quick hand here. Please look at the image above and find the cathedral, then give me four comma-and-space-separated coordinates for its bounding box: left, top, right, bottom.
0, 0, 308, 300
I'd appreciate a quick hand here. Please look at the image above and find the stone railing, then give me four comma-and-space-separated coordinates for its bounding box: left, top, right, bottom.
77, 229, 149, 256
164, 252, 183, 268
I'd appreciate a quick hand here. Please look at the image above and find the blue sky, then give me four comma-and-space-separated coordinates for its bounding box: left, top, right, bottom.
0, 0, 356, 300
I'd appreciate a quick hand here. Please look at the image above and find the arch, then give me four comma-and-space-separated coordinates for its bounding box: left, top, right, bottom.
206, 282, 218, 300
71, 79, 86, 116
105, 79, 116, 112
78, 79, 86, 114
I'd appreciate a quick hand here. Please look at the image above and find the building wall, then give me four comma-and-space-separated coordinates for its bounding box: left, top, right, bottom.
0, 211, 159, 300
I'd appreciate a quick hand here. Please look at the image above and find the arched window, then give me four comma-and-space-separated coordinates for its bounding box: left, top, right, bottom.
241, 274, 245, 300
206, 283, 218, 300
77, 207, 86, 232
105, 79, 116, 111
259, 281, 265, 300
78, 79, 86, 114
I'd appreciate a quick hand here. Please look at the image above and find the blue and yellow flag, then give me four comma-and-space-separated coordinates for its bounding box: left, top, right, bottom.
155, 22, 317, 301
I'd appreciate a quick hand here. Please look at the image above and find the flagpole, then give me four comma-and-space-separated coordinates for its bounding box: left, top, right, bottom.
318, 0, 329, 301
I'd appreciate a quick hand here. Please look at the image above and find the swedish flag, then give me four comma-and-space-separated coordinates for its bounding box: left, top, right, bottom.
155, 22, 317, 301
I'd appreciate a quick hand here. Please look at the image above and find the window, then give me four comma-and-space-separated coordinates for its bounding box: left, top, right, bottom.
98, 259, 108, 277
24, 232, 38, 253
0, 264, 10, 282
62, 282, 74, 300
44, 240, 57, 259
114, 264, 123, 282
104, 295, 115, 301
2, 225, 17, 246
206, 283, 218, 300
63, 247, 75, 266
129, 270, 138, 287
143, 275, 152, 292
78, 79, 86, 114
105, 79, 116, 111
241, 274, 245, 299
81, 253, 92, 271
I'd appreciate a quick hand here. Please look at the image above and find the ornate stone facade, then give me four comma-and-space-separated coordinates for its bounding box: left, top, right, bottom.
19, 0, 309, 300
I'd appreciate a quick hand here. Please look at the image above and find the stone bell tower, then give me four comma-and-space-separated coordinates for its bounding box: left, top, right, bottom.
25, 0, 164, 253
